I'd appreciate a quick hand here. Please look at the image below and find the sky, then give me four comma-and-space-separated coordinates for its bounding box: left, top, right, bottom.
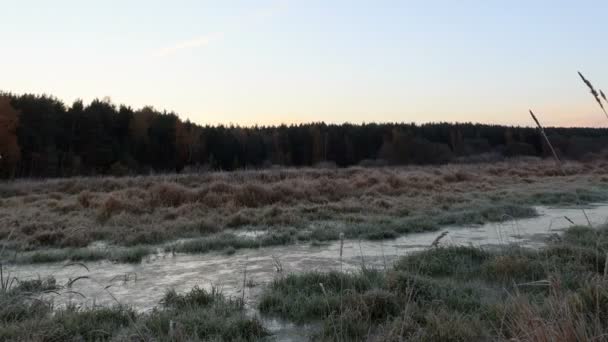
1, 0, 607, 127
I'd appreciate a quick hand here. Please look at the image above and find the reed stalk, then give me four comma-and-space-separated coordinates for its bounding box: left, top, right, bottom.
338, 232, 344, 338
529, 110, 592, 227
320, 282, 340, 341
241, 257, 248, 305
430, 231, 448, 248
578, 72, 608, 120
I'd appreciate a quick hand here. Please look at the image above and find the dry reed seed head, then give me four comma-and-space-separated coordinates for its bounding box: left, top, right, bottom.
578, 71, 606, 111
578, 71, 599, 97
529, 110, 542, 129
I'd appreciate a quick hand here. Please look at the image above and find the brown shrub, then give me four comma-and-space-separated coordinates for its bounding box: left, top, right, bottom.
53, 201, 80, 214
28, 230, 65, 247
371, 197, 392, 209
234, 183, 277, 207
40, 200, 60, 210
21, 195, 40, 204
97, 178, 124, 192
124, 187, 148, 199
199, 191, 225, 208
226, 211, 254, 227
163, 211, 178, 220
366, 183, 393, 196
49, 192, 63, 200
149, 182, 193, 207
20, 223, 43, 235
98, 196, 130, 221
271, 182, 300, 202
77, 190, 94, 208
208, 181, 235, 194
386, 174, 405, 188
353, 173, 381, 188
442, 171, 474, 183
60, 232, 92, 248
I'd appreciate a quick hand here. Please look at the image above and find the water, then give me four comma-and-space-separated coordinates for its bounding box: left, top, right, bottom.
5, 204, 608, 340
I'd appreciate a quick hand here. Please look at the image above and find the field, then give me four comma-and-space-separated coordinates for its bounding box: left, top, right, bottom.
2, 158, 608, 262
2, 158, 608, 341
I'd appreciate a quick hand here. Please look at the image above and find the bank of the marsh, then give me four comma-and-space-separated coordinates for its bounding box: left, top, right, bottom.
0, 280, 268, 341
4, 183, 608, 265
259, 224, 608, 341
5, 204, 607, 314
3, 216, 608, 341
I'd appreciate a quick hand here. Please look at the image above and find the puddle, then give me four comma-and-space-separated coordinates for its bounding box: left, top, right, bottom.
5, 204, 608, 339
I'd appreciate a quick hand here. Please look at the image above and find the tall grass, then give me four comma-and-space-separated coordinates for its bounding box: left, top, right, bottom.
578, 71, 608, 119
529, 110, 592, 226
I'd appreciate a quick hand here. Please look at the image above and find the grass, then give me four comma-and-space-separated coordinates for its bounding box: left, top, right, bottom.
6, 245, 153, 265
167, 201, 537, 256
167, 229, 298, 254
2, 159, 608, 250
0, 284, 268, 341
2, 159, 608, 264
258, 224, 608, 341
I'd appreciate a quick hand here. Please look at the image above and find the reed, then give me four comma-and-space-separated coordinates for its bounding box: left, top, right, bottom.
529, 110, 562, 166
338, 232, 344, 339
320, 282, 340, 341
430, 231, 449, 248
578, 71, 608, 120
529, 110, 592, 227
241, 257, 248, 304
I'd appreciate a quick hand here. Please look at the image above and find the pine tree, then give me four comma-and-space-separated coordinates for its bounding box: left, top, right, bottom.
0, 97, 21, 178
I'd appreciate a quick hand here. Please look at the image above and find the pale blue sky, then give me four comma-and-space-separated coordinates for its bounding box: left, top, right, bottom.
1, 0, 607, 126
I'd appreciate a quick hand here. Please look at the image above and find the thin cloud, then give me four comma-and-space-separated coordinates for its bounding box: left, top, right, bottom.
155, 32, 224, 57
151, 1, 288, 58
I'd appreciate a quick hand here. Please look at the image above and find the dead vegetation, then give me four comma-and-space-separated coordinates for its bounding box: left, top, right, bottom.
1, 158, 608, 253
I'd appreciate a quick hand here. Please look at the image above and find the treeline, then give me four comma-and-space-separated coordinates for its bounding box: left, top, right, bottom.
1, 92, 608, 178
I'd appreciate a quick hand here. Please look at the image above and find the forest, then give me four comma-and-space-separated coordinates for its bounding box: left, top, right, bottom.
1, 92, 608, 178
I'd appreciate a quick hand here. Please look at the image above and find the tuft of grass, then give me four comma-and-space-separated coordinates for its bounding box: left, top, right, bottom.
259, 270, 385, 322
169, 229, 299, 255
0, 284, 268, 341
10, 245, 153, 265
162, 286, 223, 309
110, 245, 152, 264
14, 276, 58, 293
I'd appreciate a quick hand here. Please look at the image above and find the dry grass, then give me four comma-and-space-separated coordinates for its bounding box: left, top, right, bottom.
259, 224, 608, 341
1, 158, 608, 252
